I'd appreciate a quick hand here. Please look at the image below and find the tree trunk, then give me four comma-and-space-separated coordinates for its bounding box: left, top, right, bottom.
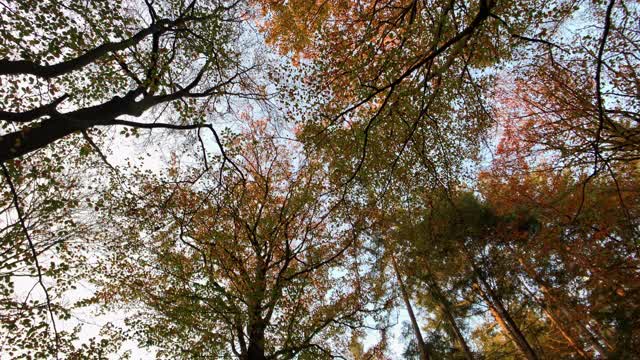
578, 322, 611, 358
515, 257, 594, 359
539, 303, 591, 359
421, 262, 474, 360
461, 244, 538, 360
437, 301, 475, 360
391, 253, 431, 360
247, 324, 267, 360
243, 255, 269, 360
433, 293, 474, 359
473, 278, 538, 360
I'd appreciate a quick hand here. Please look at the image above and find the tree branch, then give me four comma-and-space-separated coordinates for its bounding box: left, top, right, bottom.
0, 20, 175, 78
81, 130, 116, 171
0, 95, 68, 123
1, 163, 60, 357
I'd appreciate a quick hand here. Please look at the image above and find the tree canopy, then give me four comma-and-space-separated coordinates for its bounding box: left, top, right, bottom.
1, 0, 638, 359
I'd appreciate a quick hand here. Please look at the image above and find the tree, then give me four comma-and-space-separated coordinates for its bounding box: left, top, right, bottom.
479, 148, 640, 358
492, 0, 639, 175
2, 0, 639, 358
390, 252, 432, 360
0, 0, 263, 163
88, 122, 388, 359
389, 191, 542, 360
258, 0, 588, 194
0, 142, 131, 358
0, 1, 266, 356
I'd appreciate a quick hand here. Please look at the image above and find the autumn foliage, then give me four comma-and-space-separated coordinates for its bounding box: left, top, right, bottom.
1, 0, 639, 359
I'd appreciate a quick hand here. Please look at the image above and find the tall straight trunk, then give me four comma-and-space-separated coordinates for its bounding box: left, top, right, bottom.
539, 303, 591, 359
436, 300, 475, 360
245, 301, 268, 360
578, 322, 611, 358
421, 262, 474, 360
515, 257, 595, 359
391, 253, 431, 360
461, 245, 538, 360
473, 282, 538, 360
485, 299, 519, 342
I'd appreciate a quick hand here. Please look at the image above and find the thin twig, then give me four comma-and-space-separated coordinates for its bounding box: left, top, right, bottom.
82, 130, 116, 171
1, 163, 60, 357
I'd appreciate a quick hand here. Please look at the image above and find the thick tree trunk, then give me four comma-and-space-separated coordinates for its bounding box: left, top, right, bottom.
0, 117, 81, 161
391, 253, 431, 360
246, 257, 268, 360
247, 324, 267, 360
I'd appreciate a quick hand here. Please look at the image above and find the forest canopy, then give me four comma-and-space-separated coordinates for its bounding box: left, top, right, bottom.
0, 0, 638, 359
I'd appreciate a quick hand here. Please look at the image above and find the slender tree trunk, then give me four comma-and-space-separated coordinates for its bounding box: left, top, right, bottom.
591, 326, 613, 352
578, 322, 610, 358
391, 253, 431, 360
430, 281, 473, 360
445, 194, 538, 359
515, 257, 594, 359
539, 303, 591, 359
421, 262, 474, 360
516, 256, 611, 358
437, 301, 475, 360
485, 299, 518, 341
461, 245, 538, 360
473, 282, 538, 360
